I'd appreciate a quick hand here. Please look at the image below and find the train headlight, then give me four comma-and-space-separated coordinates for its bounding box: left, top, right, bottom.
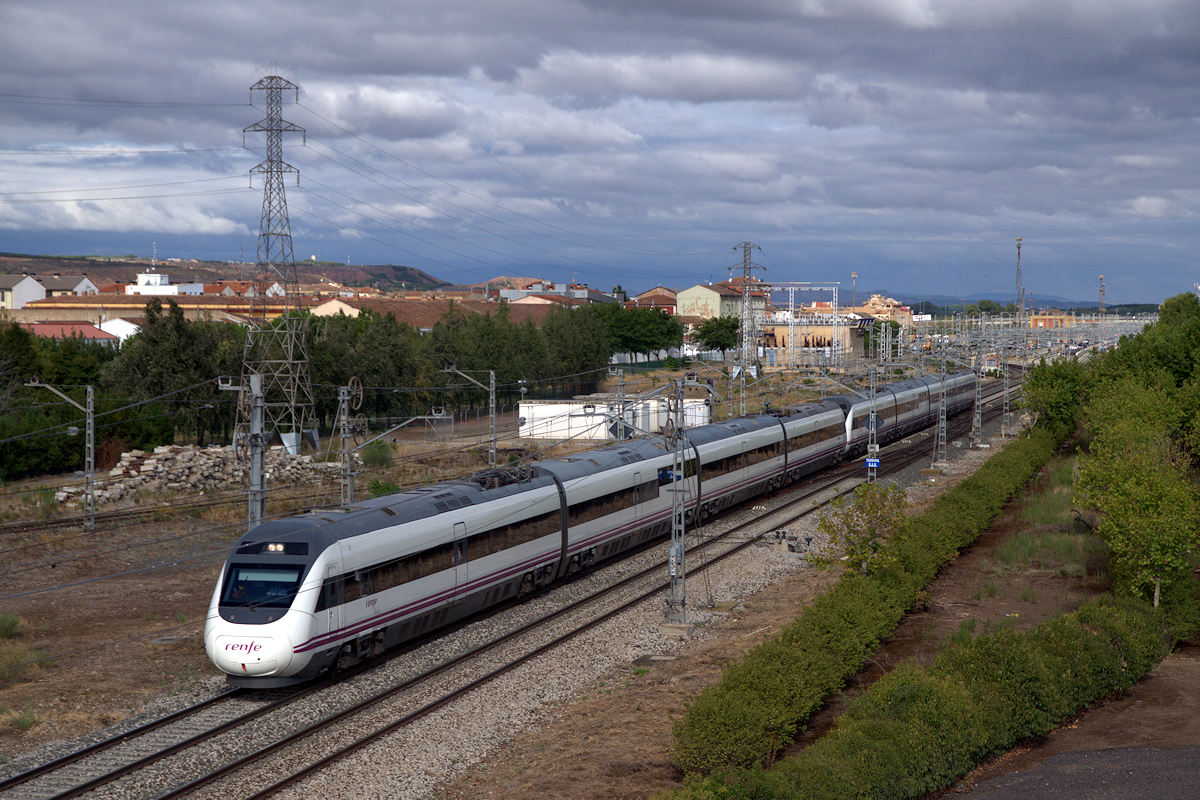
266, 543, 284, 553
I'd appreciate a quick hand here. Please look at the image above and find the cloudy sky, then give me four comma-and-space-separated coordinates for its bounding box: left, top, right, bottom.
1, 0, 1197, 304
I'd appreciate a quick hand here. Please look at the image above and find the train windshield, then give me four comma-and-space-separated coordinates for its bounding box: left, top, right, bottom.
221, 564, 303, 608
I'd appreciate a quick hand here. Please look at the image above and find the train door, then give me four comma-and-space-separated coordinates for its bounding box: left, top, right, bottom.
452, 522, 468, 601
632, 471, 644, 520
324, 564, 340, 635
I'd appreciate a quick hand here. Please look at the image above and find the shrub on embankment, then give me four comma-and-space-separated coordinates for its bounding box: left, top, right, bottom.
663, 595, 1172, 800
670, 426, 1062, 777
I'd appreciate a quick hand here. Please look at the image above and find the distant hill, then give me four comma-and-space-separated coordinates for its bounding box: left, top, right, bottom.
461, 275, 543, 291
0, 253, 450, 291
302, 262, 449, 291
895, 292, 1095, 309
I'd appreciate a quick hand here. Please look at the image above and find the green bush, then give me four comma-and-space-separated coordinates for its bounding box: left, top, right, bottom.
367, 478, 401, 497
671, 427, 1061, 777
664, 597, 1169, 800
360, 440, 393, 468
0, 612, 21, 639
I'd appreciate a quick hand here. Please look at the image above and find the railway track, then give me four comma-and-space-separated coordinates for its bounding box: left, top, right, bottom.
0, 387, 1015, 800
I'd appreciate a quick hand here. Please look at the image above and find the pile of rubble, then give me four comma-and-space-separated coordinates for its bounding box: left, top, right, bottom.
55, 444, 343, 506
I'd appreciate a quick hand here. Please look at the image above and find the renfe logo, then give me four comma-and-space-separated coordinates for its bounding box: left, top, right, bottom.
224, 641, 263, 653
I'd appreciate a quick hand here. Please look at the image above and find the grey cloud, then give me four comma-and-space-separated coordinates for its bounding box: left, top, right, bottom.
0, 0, 1197, 300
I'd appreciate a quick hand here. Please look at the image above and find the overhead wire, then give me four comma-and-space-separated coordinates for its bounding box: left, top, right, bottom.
0, 187, 249, 205
296, 102, 725, 259
300, 166, 587, 274
301, 139, 635, 274
0, 374, 630, 580
0, 175, 246, 197
0, 91, 248, 108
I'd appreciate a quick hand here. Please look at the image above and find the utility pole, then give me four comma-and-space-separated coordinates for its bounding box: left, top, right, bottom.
1001, 315, 1013, 437
933, 337, 949, 468
1015, 237, 1024, 317
851, 271, 857, 310
443, 366, 496, 469
616, 367, 626, 440
971, 314, 984, 448
236, 75, 314, 457
26, 381, 94, 532
666, 378, 688, 624
221, 374, 265, 528
1099, 274, 1107, 313
733, 240, 763, 416
662, 373, 716, 627
866, 366, 879, 483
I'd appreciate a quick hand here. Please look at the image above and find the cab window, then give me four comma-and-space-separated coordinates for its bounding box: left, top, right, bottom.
222, 564, 302, 608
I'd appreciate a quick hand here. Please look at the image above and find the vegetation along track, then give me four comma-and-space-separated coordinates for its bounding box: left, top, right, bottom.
1, 382, 1015, 800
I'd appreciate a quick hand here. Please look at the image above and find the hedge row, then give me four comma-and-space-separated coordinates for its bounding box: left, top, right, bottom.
665, 596, 1171, 800
670, 426, 1062, 776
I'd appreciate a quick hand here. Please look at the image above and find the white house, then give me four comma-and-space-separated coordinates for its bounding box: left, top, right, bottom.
125, 271, 205, 296
39, 273, 100, 297
98, 317, 143, 344
0, 274, 47, 310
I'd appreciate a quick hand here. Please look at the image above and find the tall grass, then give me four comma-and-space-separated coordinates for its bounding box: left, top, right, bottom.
1021, 458, 1077, 526
995, 533, 1039, 565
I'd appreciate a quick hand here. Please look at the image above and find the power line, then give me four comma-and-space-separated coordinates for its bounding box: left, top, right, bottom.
0, 175, 245, 197
296, 102, 723, 259
300, 157, 607, 273
0, 146, 242, 156
301, 139, 637, 273
0, 187, 248, 205
0, 90, 247, 108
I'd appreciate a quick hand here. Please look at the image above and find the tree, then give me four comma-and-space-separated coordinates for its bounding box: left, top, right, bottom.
1021, 357, 1091, 434
810, 481, 907, 575
692, 316, 740, 357
0, 322, 39, 411
102, 299, 235, 445
591, 304, 682, 360
1157, 292, 1200, 327
1076, 425, 1199, 606
542, 306, 611, 393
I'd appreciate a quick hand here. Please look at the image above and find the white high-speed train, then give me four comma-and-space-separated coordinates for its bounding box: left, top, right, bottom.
205, 372, 975, 686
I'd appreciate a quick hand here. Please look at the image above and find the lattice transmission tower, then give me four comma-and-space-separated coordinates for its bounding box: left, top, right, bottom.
236, 75, 314, 454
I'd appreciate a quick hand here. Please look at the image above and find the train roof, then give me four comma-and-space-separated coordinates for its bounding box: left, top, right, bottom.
779, 399, 847, 419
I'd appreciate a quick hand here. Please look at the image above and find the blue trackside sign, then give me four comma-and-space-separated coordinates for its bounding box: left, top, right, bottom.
865, 458, 880, 468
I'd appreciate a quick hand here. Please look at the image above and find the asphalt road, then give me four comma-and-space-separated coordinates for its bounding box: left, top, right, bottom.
949, 644, 1200, 799
969, 747, 1200, 800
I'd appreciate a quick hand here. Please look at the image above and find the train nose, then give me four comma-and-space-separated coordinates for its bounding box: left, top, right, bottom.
213, 635, 292, 677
